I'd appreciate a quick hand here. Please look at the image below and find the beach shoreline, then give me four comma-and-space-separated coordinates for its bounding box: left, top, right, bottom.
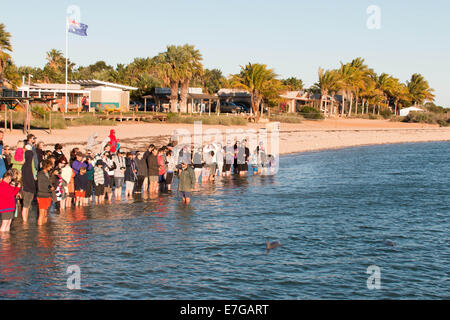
2, 119, 450, 156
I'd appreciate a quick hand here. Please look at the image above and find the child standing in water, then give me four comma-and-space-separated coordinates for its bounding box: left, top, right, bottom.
0, 170, 21, 232
165, 150, 175, 192
37, 160, 54, 226
51, 167, 66, 211
94, 160, 105, 204
178, 161, 196, 204
74, 167, 88, 207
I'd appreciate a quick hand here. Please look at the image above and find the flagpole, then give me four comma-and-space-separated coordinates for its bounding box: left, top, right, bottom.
65, 17, 68, 113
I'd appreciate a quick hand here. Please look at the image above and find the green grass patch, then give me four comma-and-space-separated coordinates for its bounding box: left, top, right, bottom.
269, 113, 303, 123
67, 114, 116, 126
167, 114, 247, 126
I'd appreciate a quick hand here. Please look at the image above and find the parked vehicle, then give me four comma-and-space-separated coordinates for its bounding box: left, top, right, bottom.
233, 102, 251, 113
212, 101, 242, 113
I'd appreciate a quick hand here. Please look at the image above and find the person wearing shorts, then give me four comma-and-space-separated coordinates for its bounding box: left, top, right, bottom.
21, 145, 36, 222
22, 191, 34, 210
85, 158, 94, 203
0, 171, 21, 232
37, 160, 54, 226
74, 167, 88, 207
146, 147, 159, 194
135, 151, 147, 193
192, 147, 203, 186
94, 160, 105, 204
157, 148, 166, 192
178, 161, 196, 204
124, 152, 137, 199
165, 150, 176, 191
223, 143, 233, 177
113, 151, 126, 200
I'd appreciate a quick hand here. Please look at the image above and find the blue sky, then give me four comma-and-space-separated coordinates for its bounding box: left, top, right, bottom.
2, 0, 449, 106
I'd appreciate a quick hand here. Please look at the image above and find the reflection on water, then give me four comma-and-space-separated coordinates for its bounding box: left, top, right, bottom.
0, 142, 449, 299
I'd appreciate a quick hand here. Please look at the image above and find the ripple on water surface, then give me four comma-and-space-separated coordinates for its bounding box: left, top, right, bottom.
0, 142, 449, 299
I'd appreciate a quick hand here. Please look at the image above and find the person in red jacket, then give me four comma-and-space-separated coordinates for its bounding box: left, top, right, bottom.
0, 170, 21, 232
108, 129, 119, 153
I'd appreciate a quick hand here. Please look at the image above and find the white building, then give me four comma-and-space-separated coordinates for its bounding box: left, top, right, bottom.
399, 106, 424, 117
13, 80, 137, 112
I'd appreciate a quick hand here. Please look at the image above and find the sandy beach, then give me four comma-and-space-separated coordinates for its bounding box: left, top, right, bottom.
2, 119, 450, 155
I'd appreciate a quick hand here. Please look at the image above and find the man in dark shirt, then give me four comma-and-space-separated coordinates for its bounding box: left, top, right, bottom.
146, 147, 159, 194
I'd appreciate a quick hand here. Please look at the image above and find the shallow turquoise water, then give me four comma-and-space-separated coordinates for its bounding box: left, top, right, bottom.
0, 141, 449, 299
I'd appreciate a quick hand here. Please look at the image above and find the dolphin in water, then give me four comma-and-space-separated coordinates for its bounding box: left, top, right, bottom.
384, 240, 395, 247
266, 241, 281, 252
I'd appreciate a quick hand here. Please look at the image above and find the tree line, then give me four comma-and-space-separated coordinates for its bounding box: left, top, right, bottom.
0, 22, 437, 119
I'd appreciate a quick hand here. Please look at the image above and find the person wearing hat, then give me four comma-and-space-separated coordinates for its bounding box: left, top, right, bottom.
178, 160, 196, 204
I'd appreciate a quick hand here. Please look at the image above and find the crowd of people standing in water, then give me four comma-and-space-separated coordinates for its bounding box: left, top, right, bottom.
0, 129, 276, 232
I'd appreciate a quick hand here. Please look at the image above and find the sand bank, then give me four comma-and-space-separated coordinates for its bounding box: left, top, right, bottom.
2, 119, 450, 155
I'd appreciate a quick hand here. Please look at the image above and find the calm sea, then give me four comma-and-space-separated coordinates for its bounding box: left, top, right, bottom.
0, 141, 449, 299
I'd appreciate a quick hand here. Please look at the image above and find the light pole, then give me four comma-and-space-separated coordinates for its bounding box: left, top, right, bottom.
28, 74, 33, 97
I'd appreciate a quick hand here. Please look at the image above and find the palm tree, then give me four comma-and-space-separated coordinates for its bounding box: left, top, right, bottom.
337, 63, 354, 117
313, 68, 338, 117
231, 63, 279, 120
43, 49, 73, 82
178, 44, 203, 113
0, 23, 12, 80
154, 45, 186, 112
407, 73, 435, 106
375, 73, 396, 114
349, 58, 374, 115
389, 79, 410, 115
46, 49, 65, 72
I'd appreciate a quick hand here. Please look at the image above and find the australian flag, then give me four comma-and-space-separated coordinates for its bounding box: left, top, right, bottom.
68, 19, 88, 36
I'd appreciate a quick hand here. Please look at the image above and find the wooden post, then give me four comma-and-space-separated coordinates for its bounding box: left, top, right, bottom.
208, 100, 211, 116
49, 102, 52, 134
24, 100, 29, 134
120, 111, 123, 122
9, 109, 13, 131
4, 105, 6, 130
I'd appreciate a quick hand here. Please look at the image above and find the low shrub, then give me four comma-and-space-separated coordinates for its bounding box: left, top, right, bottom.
67, 115, 116, 126
167, 114, 247, 126
437, 119, 450, 127
379, 108, 393, 119
298, 106, 324, 120
269, 113, 303, 123
403, 111, 437, 124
